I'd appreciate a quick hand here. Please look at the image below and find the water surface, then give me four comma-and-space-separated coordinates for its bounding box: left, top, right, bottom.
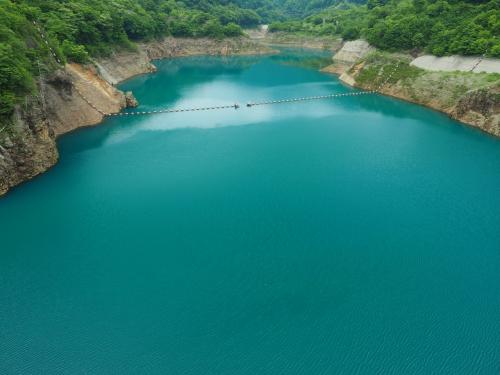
1, 49, 500, 374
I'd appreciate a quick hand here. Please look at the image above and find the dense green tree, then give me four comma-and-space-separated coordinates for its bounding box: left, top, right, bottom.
61, 40, 89, 64
270, 0, 500, 57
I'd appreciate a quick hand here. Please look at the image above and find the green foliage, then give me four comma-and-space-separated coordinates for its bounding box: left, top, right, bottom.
224, 23, 244, 37
268, 21, 304, 32
355, 53, 423, 89
202, 19, 226, 39
61, 40, 89, 64
269, 0, 500, 57
0, 1, 36, 116
341, 26, 360, 40
231, 0, 365, 22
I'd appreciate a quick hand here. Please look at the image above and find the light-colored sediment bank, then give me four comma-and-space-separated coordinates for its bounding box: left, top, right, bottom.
411, 55, 500, 74
248, 28, 342, 51
321, 40, 500, 137
0, 37, 274, 196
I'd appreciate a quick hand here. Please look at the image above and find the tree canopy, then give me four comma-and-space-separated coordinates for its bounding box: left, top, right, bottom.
269, 0, 500, 57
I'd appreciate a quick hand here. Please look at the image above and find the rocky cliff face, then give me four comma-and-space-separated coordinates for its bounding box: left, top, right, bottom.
95, 49, 156, 85
332, 40, 374, 64
142, 37, 274, 59
0, 96, 57, 196
47, 64, 126, 136
451, 88, 500, 136
0, 64, 127, 196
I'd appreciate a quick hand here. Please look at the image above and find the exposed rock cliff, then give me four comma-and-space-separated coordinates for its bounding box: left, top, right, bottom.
451, 87, 500, 136
0, 96, 57, 196
48, 64, 126, 136
0, 64, 127, 196
95, 49, 156, 85
332, 40, 373, 64
142, 37, 274, 59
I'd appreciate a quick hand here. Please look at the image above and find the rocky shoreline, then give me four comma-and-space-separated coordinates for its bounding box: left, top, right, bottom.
256, 32, 342, 51
320, 41, 499, 137
250, 33, 500, 137
0, 37, 274, 196
1, 34, 499, 197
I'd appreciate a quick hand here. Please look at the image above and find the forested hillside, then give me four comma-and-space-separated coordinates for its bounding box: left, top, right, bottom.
232, 0, 364, 21
0, 0, 262, 118
270, 0, 500, 57
2, 0, 499, 121
276, 0, 365, 19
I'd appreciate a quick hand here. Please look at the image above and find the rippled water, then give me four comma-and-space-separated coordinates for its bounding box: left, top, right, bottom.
1, 49, 500, 374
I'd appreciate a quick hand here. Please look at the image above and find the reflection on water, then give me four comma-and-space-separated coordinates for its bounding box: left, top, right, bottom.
269, 48, 334, 70
63, 48, 464, 154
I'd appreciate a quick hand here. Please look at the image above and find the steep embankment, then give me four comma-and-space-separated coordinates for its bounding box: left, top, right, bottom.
97, 37, 273, 83
411, 55, 500, 74
0, 37, 274, 196
247, 27, 342, 51
260, 32, 342, 51
0, 64, 128, 195
322, 41, 500, 137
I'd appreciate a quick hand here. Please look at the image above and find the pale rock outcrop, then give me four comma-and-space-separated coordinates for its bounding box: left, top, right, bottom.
96, 49, 156, 84
48, 64, 126, 136
333, 40, 374, 64
411, 55, 500, 74
322, 40, 374, 76
140, 37, 274, 60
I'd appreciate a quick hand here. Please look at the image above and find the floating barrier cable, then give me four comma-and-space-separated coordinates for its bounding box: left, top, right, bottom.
32, 20, 402, 118
245, 90, 376, 107
246, 61, 401, 108
106, 104, 241, 117
33, 20, 62, 66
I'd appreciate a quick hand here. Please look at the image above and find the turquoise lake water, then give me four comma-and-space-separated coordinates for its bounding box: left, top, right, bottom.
1, 49, 500, 374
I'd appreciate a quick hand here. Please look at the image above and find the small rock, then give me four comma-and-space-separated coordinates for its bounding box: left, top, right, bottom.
125, 91, 139, 108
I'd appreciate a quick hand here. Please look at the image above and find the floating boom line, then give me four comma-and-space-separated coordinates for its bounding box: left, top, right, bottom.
32, 20, 402, 118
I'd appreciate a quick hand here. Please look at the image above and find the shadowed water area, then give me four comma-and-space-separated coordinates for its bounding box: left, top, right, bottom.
1, 49, 500, 374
